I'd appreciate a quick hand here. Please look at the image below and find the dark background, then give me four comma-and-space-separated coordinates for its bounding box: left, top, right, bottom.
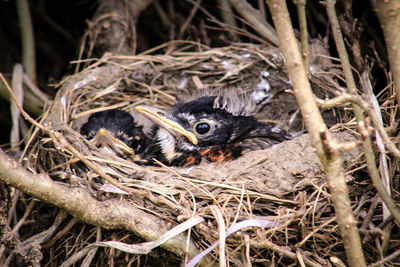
0, 0, 387, 144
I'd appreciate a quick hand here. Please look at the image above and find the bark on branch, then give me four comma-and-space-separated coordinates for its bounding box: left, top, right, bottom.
0, 149, 202, 261
265, 0, 366, 266
371, 0, 400, 105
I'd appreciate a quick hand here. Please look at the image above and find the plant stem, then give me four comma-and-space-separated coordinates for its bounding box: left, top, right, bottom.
296, 0, 309, 74
16, 0, 36, 83
371, 0, 400, 105
265, 1, 366, 266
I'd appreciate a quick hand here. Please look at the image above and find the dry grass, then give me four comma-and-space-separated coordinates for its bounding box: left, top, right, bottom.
23, 41, 383, 266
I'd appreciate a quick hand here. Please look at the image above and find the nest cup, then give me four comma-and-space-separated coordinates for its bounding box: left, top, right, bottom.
29, 42, 364, 265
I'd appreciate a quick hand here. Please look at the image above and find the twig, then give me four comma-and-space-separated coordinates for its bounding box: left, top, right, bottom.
361, 72, 392, 221
326, 0, 395, 245
0, 149, 203, 262
330, 256, 347, 267
316, 94, 400, 225
296, 0, 309, 74
1, 222, 40, 266
0, 82, 44, 116
2, 73, 187, 215
251, 239, 324, 267
22, 74, 50, 103
320, 132, 366, 267
210, 205, 226, 267
15, 0, 36, 82
296, 216, 336, 248
59, 245, 97, 267
316, 94, 400, 159
43, 217, 79, 248
360, 194, 380, 238
324, 2, 389, 244
229, 0, 279, 45
81, 227, 101, 266
153, 1, 172, 28
265, 0, 326, 154
0, 73, 208, 263
296, 249, 306, 267
370, 0, 400, 105
179, 0, 202, 39
266, 0, 366, 266
11, 199, 36, 234
368, 246, 400, 267
325, 0, 400, 264
217, 0, 237, 27
244, 234, 251, 267
257, 0, 266, 18
10, 64, 24, 149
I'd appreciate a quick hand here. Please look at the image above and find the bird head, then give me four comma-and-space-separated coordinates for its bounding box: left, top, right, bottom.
81, 109, 146, 157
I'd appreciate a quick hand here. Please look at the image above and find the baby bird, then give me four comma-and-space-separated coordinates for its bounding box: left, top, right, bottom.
135, 96, 290, 166
80, 109, 147, 158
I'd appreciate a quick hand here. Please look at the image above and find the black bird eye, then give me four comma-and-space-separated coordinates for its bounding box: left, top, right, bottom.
194, 122, 211, 135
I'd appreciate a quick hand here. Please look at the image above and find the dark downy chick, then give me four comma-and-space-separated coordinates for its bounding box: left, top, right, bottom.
136, 96, 290, 166
80, 109, 147, 158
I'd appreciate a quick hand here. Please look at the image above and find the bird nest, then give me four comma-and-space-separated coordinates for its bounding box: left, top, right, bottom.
27, 42, 366, 265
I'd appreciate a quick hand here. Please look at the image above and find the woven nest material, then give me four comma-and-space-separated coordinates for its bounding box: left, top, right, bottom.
28, 42, 365, 265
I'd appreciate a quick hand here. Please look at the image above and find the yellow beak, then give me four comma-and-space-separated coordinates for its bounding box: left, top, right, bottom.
90, 128, 134, 155
135, 105, 198, 145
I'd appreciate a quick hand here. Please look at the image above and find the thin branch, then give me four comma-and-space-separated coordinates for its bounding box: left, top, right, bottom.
229, 0, 279, 46
1, 73, 187, 215
10, 64, 24, 149
252, 239, 325, 267
0, 149, 203, 262
296, 0, 309, 74
316, 94, 400, 159
15, 0, 36, 82
0, 73, 211, 264
179, 0, 202, 39
217, 0, 238, 33
371, 0, 400, 105
0, 81, 44, 116
362, 72, 392, 222
11, 199, 36, 235
266, 0, 366, 266
368, 246, 400, 267
317, 94, 400, 225
324, 3, 387, 238
330, 256, 347, 267
265, 1, 326, 155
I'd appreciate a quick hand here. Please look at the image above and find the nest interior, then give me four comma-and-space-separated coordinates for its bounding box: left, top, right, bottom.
24, 42, 382, 266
